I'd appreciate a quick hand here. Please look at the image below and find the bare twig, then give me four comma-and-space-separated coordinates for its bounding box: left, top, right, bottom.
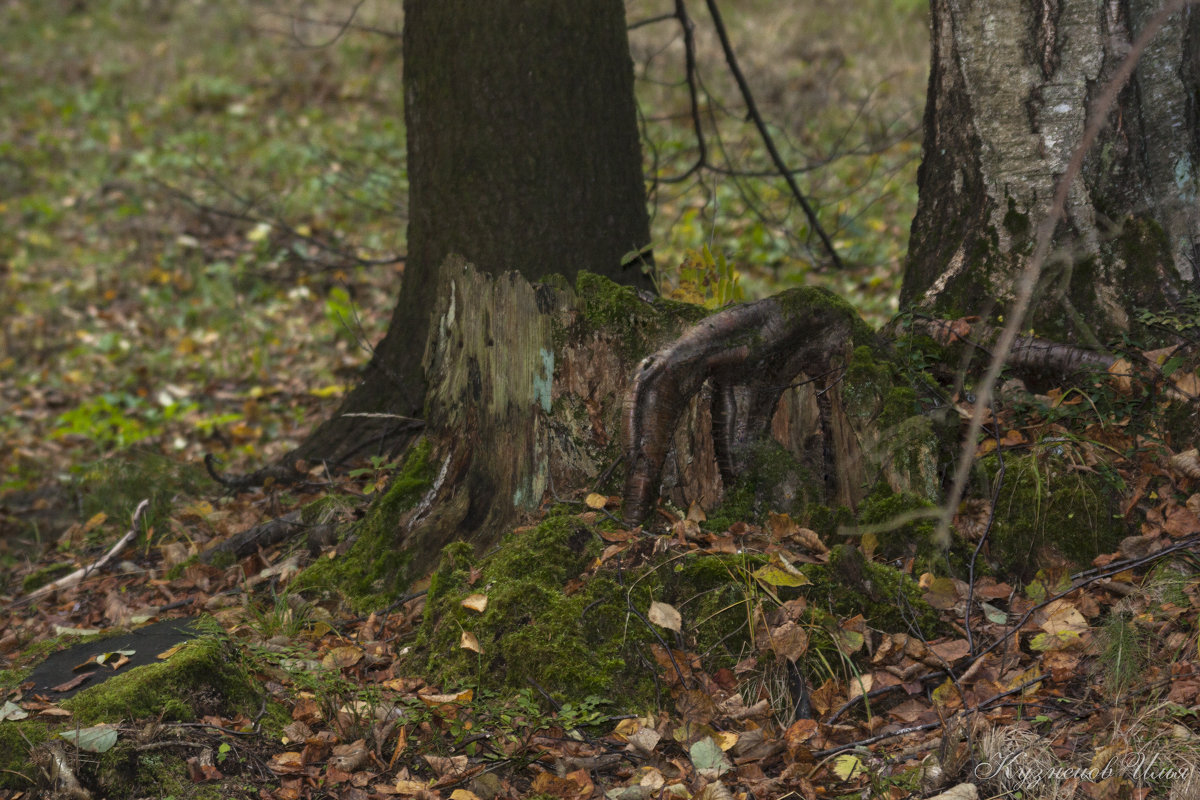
152, 177, 405, 268
19, 499, 150, 604
700, 0, 845, 270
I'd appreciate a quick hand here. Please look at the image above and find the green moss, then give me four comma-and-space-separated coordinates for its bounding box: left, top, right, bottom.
854, 485, 971, 576
574, 270, 703, 359
705, 479, 758, 532
654, 547, 942, 674
0, 718, 52, 789
300, 493, 357, 525
94, 726, 263, 798
73, 449, 207, 536
290, 438, 434, 611
1, 629, 112, 693
658, 552, 768, 665
878, 386, 918, 430
704, 441, 817, 530
839, 342, 954, 505
801, 545, 943, 635
979, 450, 1126, 580
803, 503, 856, 539
413, 514, 647, 704
63, 635, 259, 724
773, 286, 877, 348
0, 631, 270, 791
95, 739, 254, 799
409, 506, 945, 712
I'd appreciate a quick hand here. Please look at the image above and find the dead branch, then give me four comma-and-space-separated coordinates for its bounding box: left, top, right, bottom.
18, 499, 150, 605
197, 510, 306, 564
700, 0, 844, 270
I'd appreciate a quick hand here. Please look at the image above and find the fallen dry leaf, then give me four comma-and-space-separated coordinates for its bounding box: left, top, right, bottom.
461, 593, 488, 613
648, 600, 682, 632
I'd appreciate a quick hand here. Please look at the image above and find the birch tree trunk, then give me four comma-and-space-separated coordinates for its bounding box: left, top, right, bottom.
902, 0, 1200, 342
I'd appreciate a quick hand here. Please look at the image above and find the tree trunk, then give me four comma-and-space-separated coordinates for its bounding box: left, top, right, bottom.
289, 0, 653, 468
902, 0, 1200, 342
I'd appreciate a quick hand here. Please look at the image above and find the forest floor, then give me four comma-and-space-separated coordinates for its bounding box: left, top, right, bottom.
2, 384, 1200, 799
5, 1, 1200, 799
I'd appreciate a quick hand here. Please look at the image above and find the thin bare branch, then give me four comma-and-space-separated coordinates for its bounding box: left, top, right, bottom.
699, 0, 845, 270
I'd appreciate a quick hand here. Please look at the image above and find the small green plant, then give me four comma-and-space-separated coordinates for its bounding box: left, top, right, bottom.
52, 393, 180, 449
656, 245, 744, 309
246, 593, 318, 639
324, 285, 359, 343
347, 454, 402, 493
1137, 293, 1200, 333
1097, 611, 1147, 699
556, 695, 610, 730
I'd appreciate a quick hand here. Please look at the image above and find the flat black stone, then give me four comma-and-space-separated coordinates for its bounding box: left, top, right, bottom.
26, 617, 202, 699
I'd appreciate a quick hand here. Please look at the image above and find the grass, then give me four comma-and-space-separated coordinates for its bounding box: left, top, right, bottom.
0, 0, 927, 508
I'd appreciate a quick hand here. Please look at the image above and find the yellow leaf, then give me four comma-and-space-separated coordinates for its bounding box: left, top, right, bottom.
714, 731, 738, 751
848, 673, 874, 700
752, 554, 811, 588
393, 779, 429, 795
322, 646, 363, 669
832, 753, 866, 780
835, 628, 864, 654
83, 512, 107, 532
585, 492, 608, 510
461, 594, 488, 613
766, 511, 799, 538
1040, 599, 1088, 636
157, 643, 185, 660
418, 688, 473, 706
1108, 358, 1134, 394
460, 631, 482, 653
648, 601, 682, 632
931, 677, 962, 708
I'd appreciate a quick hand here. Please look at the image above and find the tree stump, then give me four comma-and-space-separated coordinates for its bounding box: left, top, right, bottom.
397, 257, 942, 581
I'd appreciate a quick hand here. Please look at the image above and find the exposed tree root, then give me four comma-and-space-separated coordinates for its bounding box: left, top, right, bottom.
622, 288, 863, 525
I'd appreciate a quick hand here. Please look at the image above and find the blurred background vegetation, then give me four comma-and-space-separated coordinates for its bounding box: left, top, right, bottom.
0, 0, 928, 497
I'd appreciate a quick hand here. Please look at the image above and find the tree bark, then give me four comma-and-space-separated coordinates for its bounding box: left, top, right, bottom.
903, 0, 1200, 342
288, 0, 653, 469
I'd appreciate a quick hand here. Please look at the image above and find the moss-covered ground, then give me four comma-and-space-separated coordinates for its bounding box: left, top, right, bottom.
0, 630, 270, 794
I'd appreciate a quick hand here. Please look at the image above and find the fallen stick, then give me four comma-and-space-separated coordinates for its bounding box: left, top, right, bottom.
20, 499, 151, 604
